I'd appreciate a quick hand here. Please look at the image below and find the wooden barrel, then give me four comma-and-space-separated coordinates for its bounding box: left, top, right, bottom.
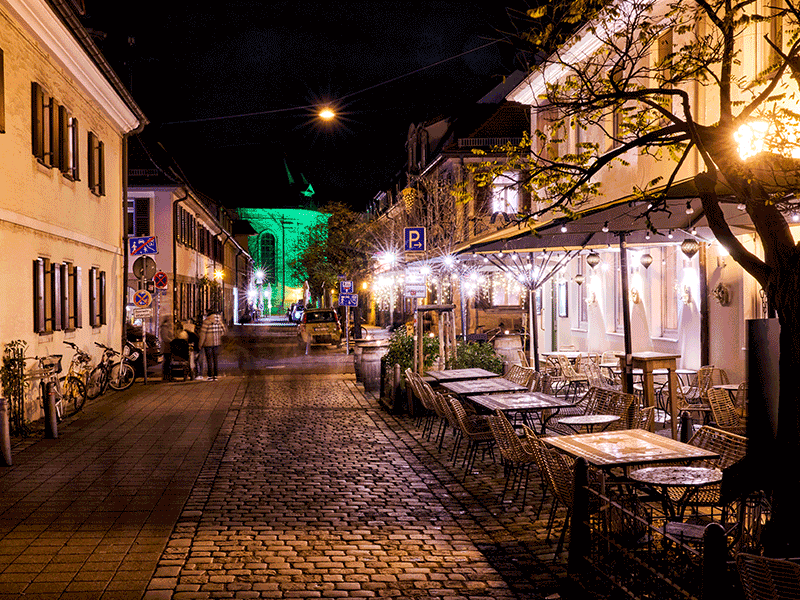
361, 344, 389, 394
493, 335, 523, 372
352, 339, 375, 382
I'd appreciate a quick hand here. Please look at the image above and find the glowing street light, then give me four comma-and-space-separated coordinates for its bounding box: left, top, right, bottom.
319, 107, 336, 121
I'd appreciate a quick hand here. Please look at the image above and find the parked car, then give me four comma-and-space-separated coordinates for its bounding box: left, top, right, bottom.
299, 308, 342, 346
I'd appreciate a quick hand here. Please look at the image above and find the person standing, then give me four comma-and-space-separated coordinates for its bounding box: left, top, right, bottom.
159, 317, 175, 382
198, 310, 227, 381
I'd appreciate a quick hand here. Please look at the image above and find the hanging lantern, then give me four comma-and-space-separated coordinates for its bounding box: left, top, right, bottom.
640, 253, 653, 269
586, 251, 601, 269
681, 238, 700, 259
574, 273, 585, 286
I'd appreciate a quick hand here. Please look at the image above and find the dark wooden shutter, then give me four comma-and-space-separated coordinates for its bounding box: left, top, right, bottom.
47, 99, 59, 168
60, 263, 70, 328
134, 197, 150, 236
73, 266, 82, 328
33, 259, 45, 333
87, 131, 96, 191
0, 49, 5, 134
31, 83, 45, 160
58, 105, 69, 172
99, 271, 106, 325
97, 140, 105, 195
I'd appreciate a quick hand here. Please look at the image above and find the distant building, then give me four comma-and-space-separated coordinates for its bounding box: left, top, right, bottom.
0, 0, 146, 420
237, 208, 329, 313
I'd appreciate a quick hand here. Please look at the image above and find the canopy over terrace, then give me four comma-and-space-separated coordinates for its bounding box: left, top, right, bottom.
453, 194, 756, 371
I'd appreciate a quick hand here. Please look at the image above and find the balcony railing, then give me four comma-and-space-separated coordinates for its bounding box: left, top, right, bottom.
457, 137, 523, 148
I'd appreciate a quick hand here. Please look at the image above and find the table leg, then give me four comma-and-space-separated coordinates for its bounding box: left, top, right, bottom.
668, 370, 678, 440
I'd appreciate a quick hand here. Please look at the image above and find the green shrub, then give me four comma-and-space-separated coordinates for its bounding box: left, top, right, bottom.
452, 341, 504, 374
383, 327, 439, 374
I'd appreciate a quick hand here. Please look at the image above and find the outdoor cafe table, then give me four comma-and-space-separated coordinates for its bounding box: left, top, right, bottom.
629, 465, 723, 519
558, 414, 620, 434
425, 368, 499, 383
440, 377, 527, 396
466, 391, 576, 434
543, 429, 719, 478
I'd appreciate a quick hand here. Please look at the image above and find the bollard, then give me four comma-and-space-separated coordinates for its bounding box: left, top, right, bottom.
43, 382, 58, 439
680, 411, 691, 443
0, 398, 11, 466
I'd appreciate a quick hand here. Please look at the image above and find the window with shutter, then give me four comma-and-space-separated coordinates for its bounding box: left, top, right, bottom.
33, 259, 46, 333
134, 197, 150, 236
88, 131, 105, 196
51, 262, 62, 331
58, 109, 79, 180
89, 267, 98, 327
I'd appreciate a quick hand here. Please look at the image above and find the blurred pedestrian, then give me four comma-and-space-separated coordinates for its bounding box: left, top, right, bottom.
159, 317, 175, 382
198, 310, 227, 381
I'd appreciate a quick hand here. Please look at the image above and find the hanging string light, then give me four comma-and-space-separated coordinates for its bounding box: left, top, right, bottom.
586, 251, 601, 269
574, 273, 585, 285
640, 253, 653, 269
681, 238, 700, 259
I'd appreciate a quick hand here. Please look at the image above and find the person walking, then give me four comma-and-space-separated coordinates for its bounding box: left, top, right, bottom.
198, 310, 227, 381
159, 317, 175, 382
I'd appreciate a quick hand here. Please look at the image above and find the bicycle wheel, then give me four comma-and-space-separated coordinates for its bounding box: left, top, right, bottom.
86, 366, 107, 399
108, 362, 135, 391
63, 376, 86, 414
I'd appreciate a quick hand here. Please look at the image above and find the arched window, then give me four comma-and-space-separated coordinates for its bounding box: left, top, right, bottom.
259, 233, 276, 283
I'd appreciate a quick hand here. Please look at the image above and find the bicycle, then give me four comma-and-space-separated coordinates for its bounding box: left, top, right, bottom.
24, 355, 86, 421
87, 342, 137, 399
63, 341, 91, 412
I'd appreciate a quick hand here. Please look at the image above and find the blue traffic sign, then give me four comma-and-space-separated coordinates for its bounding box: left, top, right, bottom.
404, 227, 425, 251
340, 280, 354, 294
132, 290, 152, 307
129, 236, 158, 255
339, 293, 358, 307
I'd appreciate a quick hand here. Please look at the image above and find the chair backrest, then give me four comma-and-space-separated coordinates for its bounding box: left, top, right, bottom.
631, 405, 655, 431
517, 349, 531, 368
541, 447, 576, 508
583, 360, 612, 390
601, 351, 619, 365
584, 387, 635, 428
506, 364, 535, 388
735, 382, 748, 410
736, 553, 800, 600
444, 395, 471, 434
696, 365, 716, 395
556, 354, 580, 379
489, 410, 535, 463
707, 387, 741, 429
688, 425, 748, 469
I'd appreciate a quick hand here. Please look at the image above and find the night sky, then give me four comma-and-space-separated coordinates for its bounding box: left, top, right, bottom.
79, 2, 529, 211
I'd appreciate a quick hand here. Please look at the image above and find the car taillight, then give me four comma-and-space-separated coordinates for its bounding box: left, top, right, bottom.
302, 313, 307, 324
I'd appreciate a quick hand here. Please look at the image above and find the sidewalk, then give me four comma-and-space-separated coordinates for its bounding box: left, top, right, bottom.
0, 360, 569, 599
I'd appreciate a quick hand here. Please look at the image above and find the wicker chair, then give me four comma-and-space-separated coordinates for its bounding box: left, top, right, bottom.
505, 364, 535, 389
405, 369, 440, 439
736, 553, 800, 600
677, 365, 716, 419
664, 425, 748, 509
539, 444, 578, 557
488, 410, 540, 505
517, 349, 531, 368
556, 354, 589, 401
708, 387, 747, 435
735, 382, 749, 417
430, 391, 458, 452
444, 395, 495, 476
631, 405, 656, 431
583, 359, 621, 391
548, 386, 636, 435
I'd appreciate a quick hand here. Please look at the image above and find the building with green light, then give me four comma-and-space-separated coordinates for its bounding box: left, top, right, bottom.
237, 208, 329, 314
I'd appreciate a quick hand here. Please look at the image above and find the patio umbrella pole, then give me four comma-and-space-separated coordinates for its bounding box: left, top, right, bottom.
529, 287, 540, 371
618, 233, 634, 392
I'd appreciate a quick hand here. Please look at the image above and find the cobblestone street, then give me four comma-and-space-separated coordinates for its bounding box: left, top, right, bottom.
0, 347, 569, 600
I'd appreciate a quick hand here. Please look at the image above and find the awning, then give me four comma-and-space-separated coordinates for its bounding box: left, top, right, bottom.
455, 195, 754, 255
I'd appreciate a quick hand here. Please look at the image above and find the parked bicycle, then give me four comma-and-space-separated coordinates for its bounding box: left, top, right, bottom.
86, 342, 138, 399
23, 354, 86, 421
63, 341, 91, 411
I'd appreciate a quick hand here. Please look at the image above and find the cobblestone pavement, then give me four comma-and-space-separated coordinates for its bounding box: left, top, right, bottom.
147, 373, 567, 600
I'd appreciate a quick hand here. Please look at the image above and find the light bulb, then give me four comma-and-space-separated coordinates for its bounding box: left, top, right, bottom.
602, 222, 609, 233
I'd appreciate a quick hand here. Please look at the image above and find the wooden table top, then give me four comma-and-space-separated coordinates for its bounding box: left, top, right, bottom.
441, 377, 527, 396
558, 414, 620, 427
543, 428, 719, 469
467, 392, 574, 412
425, 368, 499, 382
713, 383, 740, 391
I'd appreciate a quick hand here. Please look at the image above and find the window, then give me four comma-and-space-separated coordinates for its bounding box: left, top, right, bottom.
491, 172, 519, 214
58, 108, 79, 180
660, 247, 678, 335
577, 256, 588, 325
33, 258, 67, 333
491, 272, 521, 307
87, 131, 105, 196
0, 48, 5, 134
89, 267, 106, 327
31, 82, 57, 167
127, 197, 150, 236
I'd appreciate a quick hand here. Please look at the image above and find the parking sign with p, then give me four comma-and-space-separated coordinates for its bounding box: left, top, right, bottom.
404, 227, 425, 252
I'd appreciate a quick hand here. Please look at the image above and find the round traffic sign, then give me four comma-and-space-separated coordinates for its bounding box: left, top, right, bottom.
132, 290, 152, 307
132, 256, 157, 280
154, 271, 168, 290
